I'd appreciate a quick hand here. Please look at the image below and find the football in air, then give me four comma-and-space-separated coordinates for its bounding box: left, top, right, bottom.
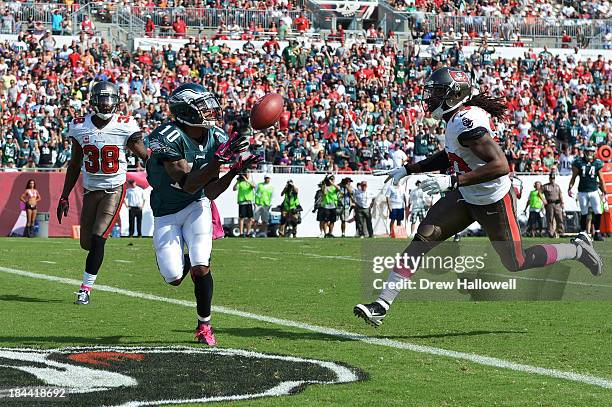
250, 93, 284, 130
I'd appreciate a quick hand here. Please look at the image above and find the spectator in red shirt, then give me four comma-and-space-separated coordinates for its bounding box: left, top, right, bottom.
173, 16, 187, 38
145, 16, 155, 37
561, 31, 572, 48
294, 14, 309, 32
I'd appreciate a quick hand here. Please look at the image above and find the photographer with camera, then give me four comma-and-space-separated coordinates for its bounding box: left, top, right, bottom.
233, 170, 256, 237
280, 180, 301, 238
318, 174, 339, 238
338, 177, 355, 238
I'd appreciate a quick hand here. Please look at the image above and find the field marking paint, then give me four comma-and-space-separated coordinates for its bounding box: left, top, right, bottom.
260, 257, 279, 261
39, 261, 57, 264
114, 260, 133, 264
1, 267, 611, 389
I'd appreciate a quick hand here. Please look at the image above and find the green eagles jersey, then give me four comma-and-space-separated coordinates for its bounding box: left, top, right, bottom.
146, 121, 228, 217
573, 157, 603, 193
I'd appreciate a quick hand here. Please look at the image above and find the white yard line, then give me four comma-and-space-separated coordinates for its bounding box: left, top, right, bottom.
39, 261, 57, 264
1, 266, 611, 389
114, 260, 133, 264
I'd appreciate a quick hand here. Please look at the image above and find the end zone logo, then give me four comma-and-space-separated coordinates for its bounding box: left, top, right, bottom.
0, 346, 366, 406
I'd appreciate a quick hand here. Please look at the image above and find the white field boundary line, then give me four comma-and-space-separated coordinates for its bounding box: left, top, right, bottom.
1, 267, 612, 389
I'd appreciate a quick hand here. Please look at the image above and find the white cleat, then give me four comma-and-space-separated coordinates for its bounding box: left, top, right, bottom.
572, 232, 603, 276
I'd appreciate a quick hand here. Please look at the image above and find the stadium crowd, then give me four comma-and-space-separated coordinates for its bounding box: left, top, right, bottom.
1, 12, 612, 174
389, 0, 612, 19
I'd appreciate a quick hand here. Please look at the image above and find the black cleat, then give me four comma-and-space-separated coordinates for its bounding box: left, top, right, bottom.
593, 232, 605, 242
572, 232, 603, 276
354, 301, 388, 327
74, 289, 90, 305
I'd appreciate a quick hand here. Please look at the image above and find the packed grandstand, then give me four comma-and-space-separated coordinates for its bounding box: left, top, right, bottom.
1, 0, 612, 175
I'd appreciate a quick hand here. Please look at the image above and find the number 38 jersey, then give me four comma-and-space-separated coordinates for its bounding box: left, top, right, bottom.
69, 114, 141, 191
445, 106, 511, 205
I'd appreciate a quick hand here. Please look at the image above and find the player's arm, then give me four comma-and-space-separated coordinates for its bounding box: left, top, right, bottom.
568, 166, 579, 196
19, 191, 27, 203
406, 150, 451, 174
162, 158, 222, 195
205, 155, 262, 200
57, 138, 83, 223
457, 132, 509, 187
126, 132, 148, 163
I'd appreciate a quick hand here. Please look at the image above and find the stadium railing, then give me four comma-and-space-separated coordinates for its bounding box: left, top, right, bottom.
378, 1, 612, 48
115, 6, 310, 31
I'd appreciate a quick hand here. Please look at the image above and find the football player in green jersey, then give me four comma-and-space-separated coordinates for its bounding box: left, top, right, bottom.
147, 83, 261, 345
569, 146, 606, 241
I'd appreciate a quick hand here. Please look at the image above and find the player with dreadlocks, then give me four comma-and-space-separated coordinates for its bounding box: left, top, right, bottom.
354, 67, 603, 326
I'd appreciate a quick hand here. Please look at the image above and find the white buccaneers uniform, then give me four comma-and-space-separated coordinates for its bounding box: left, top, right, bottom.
69, 114, 141, 190
445, 106, 510, 205
69, 114, 141, 248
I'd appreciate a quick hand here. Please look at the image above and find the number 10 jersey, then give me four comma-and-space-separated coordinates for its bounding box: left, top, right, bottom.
68, 114, 141, 191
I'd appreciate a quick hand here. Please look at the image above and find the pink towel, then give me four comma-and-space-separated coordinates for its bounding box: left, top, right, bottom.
211, 200, 225, 240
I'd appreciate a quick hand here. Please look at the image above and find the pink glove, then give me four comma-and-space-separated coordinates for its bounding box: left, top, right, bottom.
230, 154, 263, 173
214, 132, 248, 163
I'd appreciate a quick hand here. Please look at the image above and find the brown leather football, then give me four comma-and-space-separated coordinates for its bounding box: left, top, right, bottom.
250, 93, 284, 130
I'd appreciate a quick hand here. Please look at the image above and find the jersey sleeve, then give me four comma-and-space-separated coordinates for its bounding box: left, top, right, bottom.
572, 157, 582, 169
148, 127, 184, 161
67, 118, 83, 146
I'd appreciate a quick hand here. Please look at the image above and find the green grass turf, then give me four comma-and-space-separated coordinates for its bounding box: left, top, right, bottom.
0, 237, 611, 406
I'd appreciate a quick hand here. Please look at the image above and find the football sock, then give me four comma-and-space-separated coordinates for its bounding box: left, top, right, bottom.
593, 214, 602, 233
181, 254, 191, 282
193, 272, 213, 323
580, 215, 588, 233
378, 270, 411, 305
85, 235, 106, 276
80, 271, 97, 291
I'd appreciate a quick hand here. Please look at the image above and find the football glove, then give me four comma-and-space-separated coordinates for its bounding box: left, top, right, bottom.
373, 167, 408, 185
214, 132, 249, 163
56, 196, 69, 224
230, 154, 263, 173
420, 175, 458, 196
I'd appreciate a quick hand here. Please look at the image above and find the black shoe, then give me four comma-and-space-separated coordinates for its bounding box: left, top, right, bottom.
325, 233, 334, 238
572, 232, 603, 276
594, 232, 605, 242
354, 300, 388, 327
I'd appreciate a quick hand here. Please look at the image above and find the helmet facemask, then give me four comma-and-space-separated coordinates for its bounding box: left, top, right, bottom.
176, 92, 221, 129
92, 93, 119, 120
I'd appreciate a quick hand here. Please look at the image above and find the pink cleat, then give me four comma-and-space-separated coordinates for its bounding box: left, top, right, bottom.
195, 323, 217, 346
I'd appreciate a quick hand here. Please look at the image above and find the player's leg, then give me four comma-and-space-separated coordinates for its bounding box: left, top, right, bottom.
153, 215, 187, 286
355, 190, 473, 326
578, 192, 589, 233
182, 200, 216, 345
74, 190, 100, 304
476, 191, 602, 276
589, 191, 604, 241
78, 185, 126, 303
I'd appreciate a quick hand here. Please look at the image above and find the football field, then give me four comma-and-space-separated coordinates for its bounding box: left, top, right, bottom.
1, 237, 611, 406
